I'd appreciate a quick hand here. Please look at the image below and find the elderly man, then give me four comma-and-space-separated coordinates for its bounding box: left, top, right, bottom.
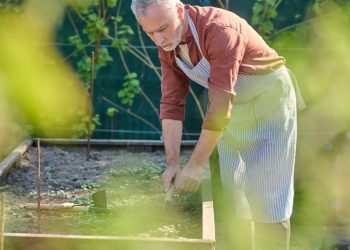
131, 0, 305, 249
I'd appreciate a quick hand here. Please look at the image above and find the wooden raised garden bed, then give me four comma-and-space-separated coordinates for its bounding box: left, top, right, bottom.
0, 139, 215, 250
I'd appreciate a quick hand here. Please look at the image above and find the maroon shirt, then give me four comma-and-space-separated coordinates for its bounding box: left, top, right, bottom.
159, 4, 285, 131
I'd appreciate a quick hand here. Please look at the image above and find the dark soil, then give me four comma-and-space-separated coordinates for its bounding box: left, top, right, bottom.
3, 145, 202, 238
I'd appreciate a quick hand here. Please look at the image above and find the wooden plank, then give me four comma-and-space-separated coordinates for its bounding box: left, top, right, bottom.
36, 139, 197, 152
37, 139, 197, 147
4, 233, 214, 250
202, 201, 216, 242
201, 161, 213, 202
0, 139, 32, 177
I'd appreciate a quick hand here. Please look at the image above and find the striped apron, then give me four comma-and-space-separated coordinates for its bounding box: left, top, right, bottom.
175, 11, 304, 223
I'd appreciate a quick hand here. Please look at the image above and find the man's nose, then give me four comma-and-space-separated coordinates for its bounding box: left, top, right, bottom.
153, 32, 165, 46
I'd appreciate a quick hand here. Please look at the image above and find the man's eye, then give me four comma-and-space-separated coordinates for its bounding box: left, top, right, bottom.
158, 26, 167, 32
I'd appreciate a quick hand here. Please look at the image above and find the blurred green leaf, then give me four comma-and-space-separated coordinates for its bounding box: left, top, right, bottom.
107, 0, 117, 8
106, 107, 118, 117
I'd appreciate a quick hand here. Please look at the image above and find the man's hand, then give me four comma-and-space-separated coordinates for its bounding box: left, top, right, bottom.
175, 161, 204, 193
175, 129, 222, 193
162, 164, 181, 192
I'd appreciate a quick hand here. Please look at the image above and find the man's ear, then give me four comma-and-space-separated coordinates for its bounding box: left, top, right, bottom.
176, 3, 184, 18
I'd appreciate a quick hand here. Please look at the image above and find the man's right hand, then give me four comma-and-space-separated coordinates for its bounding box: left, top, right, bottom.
162, 164, 181, 192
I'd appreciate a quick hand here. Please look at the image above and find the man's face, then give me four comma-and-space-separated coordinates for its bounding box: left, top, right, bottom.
138, 3, 184, 51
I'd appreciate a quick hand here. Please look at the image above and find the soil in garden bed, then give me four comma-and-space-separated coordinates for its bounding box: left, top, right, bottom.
3, 145, 202, 239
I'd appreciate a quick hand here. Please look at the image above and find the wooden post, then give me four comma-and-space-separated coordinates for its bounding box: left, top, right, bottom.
36, 138, 41, 233
202, 201, 215, 242
208, 147, 225, 249
0, 193, 5, 250
87, 51, 95, 161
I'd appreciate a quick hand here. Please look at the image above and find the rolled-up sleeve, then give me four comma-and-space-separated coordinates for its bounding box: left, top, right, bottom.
202, 25, 247, 131
159, 51, 190, 121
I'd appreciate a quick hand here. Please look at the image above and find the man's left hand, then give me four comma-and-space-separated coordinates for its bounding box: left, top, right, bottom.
175, 161, 204, 193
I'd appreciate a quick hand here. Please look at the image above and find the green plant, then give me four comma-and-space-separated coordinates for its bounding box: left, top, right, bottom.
251, 0, 282, 39
112, 18, 135, 51
118, 73, 141, 106
72, 112, 101, 138
258, 0, 350, 41
0, 0, 23, 13
106, 107, 118, 117
66, 1, 115, 89
106, 107, 118, 138
66, 1, 162, 133
66, 1, 129, 137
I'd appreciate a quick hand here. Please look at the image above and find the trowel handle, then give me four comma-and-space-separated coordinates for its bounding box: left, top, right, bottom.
24, 203, 88, 212
164, 182, 175, 202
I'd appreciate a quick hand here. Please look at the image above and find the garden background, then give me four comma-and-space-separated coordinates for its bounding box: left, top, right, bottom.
1, 0, 350, 247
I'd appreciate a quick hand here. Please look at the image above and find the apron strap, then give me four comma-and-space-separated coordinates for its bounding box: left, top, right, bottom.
185, 10, 205, 58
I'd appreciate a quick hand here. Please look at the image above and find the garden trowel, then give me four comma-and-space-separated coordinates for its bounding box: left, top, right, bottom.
24, 190, 110, 213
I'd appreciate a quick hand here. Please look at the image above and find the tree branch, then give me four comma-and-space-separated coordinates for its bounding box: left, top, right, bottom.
66, 10, 88, 58
102, 96, 161, 133
269, 9, 342, 39
118, 49, 160, 121
136, 24, 162, 79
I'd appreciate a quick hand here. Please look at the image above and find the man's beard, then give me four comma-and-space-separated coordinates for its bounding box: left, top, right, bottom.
161, 23, 183, 52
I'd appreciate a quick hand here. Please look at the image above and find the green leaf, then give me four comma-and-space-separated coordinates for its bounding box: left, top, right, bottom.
80, 7, 90, 15
120, 25, 134, 35
121, 99, 129, 105
93, 114, 101, 126
103, 27, 109, 35
68, 35, 84, 50
127, 28, 134, 35
261, 21, 274, 34
251, 15, 260, 26
265, 0, 277, 6
266, 9, 277, 19
107, 0, 117, 8
112, 39, 120, 48
116, 30, 126, 35
252, 3, 263, 15
115, 16, 123, 23
129, 72, 138, 79
106, 107, 118, 117
130, 79, 139, 87
118, 90, 125, 98
127, 93, 135, 98
88, 13, 98, 21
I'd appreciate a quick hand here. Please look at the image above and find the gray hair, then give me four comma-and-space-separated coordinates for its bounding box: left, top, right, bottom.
131, 0, 182, 19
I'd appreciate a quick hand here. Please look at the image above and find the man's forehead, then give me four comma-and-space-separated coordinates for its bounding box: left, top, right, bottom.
138, 4, 174, 32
